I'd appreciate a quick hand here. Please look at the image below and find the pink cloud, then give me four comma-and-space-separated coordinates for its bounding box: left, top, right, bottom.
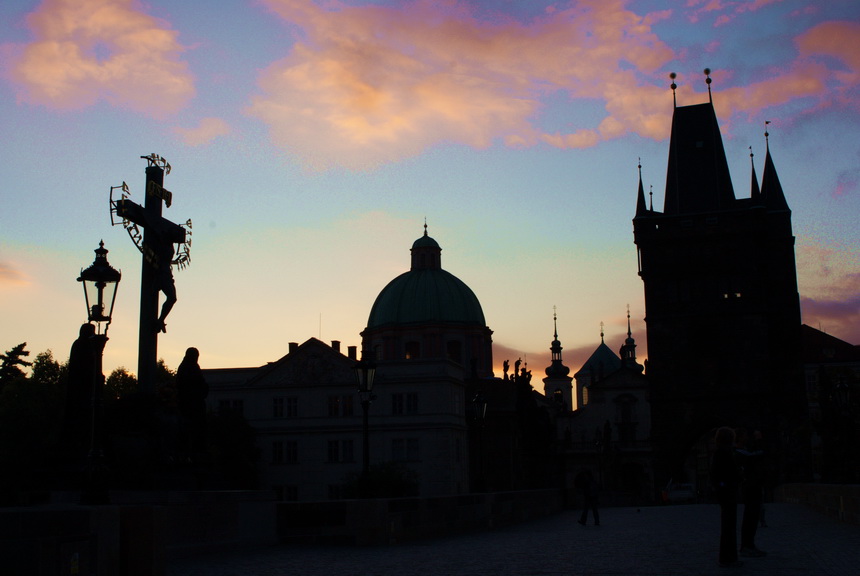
174, 117, 231, 146
246, 1, 858, 170
248, 0, 675, 168
797, 241, 860, 345
801, 290, 860, 345
796, 21, 860, 106
10, 0, 194, 116
834, 170, 859, 199
688, 0, 784, 25
0, 262, 29, 286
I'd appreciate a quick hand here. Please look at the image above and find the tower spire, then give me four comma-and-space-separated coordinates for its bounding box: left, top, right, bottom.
635, 158, 649, 216
620, 305, 643, 372
670, 72, 677, 108
750, 146, 761, 202
761, 121, 790, 212
705, 68, 712, 103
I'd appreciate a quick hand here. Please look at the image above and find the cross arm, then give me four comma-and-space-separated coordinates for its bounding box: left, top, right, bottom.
115, 199, 187, 244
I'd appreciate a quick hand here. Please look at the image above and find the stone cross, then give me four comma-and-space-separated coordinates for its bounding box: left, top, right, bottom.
111, 154, 191, 395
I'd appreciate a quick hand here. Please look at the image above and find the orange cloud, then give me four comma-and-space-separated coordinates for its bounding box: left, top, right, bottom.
174, 117, 231, 146
11, 0, 194, 116
247, 1, 857, 169
797, 239, 860, 344
796, 21, 860, 105
248, 0, 675, 168
0, 262, 30, 286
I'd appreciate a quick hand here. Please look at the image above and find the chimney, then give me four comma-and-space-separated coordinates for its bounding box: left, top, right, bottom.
331, 340, 341, 353
289, 342, 298, 353
347, 346, 357, 360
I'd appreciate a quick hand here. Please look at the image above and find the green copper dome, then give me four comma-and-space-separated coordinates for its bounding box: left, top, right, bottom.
366, 231, 486, 329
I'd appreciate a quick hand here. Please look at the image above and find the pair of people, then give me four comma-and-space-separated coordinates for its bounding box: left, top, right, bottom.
710, 426, 766, 568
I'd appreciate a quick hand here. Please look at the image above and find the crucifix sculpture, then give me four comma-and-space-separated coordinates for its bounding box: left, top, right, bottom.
110, 154, 192, 395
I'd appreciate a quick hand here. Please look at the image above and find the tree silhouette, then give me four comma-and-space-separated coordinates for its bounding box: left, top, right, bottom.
106, 367, 138, 402
0, 348, 64, 504
0, 343, 32, 392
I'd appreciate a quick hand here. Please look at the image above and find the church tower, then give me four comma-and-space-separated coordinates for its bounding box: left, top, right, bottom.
543, 310, 573, 410
633, 71, 808, 488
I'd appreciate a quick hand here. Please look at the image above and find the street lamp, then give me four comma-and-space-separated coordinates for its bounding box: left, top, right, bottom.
354, 352, 376, 478
77, 241, 121, 504
78, 240, 121, 333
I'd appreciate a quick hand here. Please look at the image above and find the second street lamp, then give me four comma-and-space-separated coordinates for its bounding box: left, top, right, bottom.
354, 353, 376, 477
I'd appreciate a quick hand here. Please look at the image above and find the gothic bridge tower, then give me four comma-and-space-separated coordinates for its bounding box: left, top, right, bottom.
633, 71, 809, 490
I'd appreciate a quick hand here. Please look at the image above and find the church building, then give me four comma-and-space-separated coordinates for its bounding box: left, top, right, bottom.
205, 227, 494, 499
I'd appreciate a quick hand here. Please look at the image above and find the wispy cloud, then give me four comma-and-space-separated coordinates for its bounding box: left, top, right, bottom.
174, 117, 231, 146
10, 0, 194, 116
795, 21, 860, 108
248, 0, 675, 169
797, 240, 860, 344
247, 0, 858, 170
0, 262, 29, 286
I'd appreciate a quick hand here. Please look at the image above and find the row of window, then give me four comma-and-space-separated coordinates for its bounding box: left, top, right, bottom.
270, 438, 421, 464
375, 340, 465, 363
222, 393, 421, 418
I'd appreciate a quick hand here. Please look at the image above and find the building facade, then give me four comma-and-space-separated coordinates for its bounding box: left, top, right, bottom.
205, 228, 494, 499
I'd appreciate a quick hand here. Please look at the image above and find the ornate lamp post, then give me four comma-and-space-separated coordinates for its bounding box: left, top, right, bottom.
77, 241, 121, 504
354, 352, 376, 478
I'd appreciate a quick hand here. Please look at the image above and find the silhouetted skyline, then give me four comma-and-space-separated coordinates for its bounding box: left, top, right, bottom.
1, 0, 858, 377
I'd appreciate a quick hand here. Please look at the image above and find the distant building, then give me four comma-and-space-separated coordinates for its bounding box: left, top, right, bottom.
205, 228, 494, 499
800, 325, 860, 482
632, 77, 810, 492
553, 312, 653, 503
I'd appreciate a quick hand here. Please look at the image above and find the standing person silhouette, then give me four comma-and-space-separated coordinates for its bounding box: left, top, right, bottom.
176, 347, 208, 462
63, 324, 96, 463
711, 427, 742, 568
736, 429, 766, 557
577, 469, 600, 526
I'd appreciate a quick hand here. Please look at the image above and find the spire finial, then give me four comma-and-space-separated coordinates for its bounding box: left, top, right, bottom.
649, 185, 654, 211
627, 304, 632, 338
423, 217, 428, 237
764, 120, 771, 148
704, 68, 712, 103
600, 321, 605, 343
553, 305, 558, 340
669, 72, 677, 107
749, 144, 761, 201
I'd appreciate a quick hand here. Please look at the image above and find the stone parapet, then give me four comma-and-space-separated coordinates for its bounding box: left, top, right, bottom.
774, 483, 860, 524
277, 489, 564, 545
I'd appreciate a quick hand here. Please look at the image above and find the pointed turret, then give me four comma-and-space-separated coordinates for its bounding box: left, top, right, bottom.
543, 309, 573, 410
619, 306, 644, 373
635, 160, 649, 216
749, 147, 761, 203
545, 310, 570, 379
761, 130, 790, 212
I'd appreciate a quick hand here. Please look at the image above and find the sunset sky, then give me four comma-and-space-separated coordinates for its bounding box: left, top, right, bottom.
1, 0, 858, 379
